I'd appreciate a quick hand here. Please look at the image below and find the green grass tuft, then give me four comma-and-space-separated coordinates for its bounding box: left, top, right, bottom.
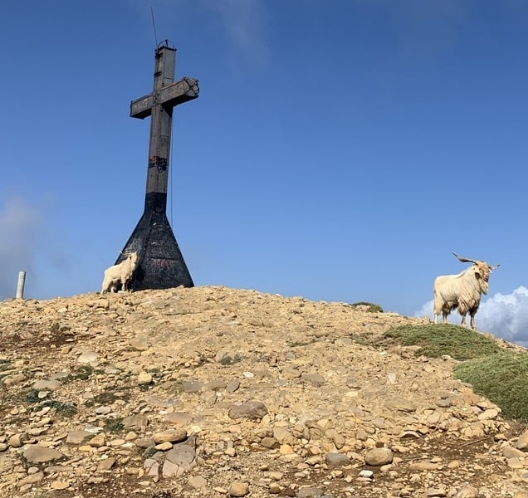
382, 324, 501, 361
25, 389, 41, 403
104, 416, 125, 433
454, 351, 528, 421
350, 302, 384, 313
64, 365, 94, 383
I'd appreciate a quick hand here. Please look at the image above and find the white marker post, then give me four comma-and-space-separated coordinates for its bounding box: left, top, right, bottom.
16, 271, 26, 299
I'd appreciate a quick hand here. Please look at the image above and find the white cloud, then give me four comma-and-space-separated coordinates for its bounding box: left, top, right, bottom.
143, 0, 269, 66
208, 0, 268, 62
0, 196, 43, 300
415, 286, 528, 347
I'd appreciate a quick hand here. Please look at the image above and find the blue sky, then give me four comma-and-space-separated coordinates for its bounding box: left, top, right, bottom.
1, 1, 527, 343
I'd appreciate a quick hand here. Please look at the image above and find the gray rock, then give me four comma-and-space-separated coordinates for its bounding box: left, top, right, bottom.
226, 379, 240, 392
95, 406, 112, 415
517, 430, 528, 450
144, 459, 159, 477
364, 447, 393, 466
135, 438, 156, 448
162, 459, 183, 478
502, 445, 526, 458
228, 401, 268, 420
427, 489, 447, 497
33, 379, 61, 391
385, 396, 417, 412
8, 433, 24, 448
182, 380, 203, 393
165, 444, 197, 470
97, 457, 116, 471
273, 426, 293, 444
359, 470, 374, 478
164, 412, 193, 426
298, 487, 324, 498
188, 475, 208, 490
325, 452, 350, 467
18, 472, 44, 486
228, 481, 249, 497
23, 445, 65, 463
153, 429, 187, 444
454, 485, 479, 498
205, 379, 227, 391
301, 372, 326, 387
123, 414, 149, 429
78, 351, 98, 363
261, 437, 279, 449
66, 430, 92, 445
282, 367, 302, 379
138, 371, 153, 385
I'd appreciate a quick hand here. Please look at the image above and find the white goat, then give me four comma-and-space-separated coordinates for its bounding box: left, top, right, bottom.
101, 252, 139, 294
433, 252, 499, 330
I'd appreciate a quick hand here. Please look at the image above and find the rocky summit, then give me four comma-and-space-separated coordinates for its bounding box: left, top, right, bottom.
1, 286, 528, 498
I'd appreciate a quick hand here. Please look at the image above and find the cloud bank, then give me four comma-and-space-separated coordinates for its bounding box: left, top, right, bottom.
415, 286, 528, 347
0, 197, 42, 300
208, 0, 269, 65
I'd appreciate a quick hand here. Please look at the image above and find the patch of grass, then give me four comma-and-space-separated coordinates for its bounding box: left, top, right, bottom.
104, 416, 125, 434
91, 388, 131, 405
25, 389, 41, 403
50, 322, 70, 333
0, 359, 11, 372
382, 324, 502, 361
28, 399, 77, 417
63, 365, 94, 383
44, 400, 77, 418
455, 351, 528, 421
143, 446, 159, 459
22, 389, 77, 417
352, 331, 376, 346
287, 339, 317, 348
152, 491, 173, 498
218, 354, 242, 365
350, 301, 384, 313
248, 319, 274, 328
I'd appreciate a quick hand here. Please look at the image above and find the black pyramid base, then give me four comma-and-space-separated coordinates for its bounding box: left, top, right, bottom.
116, 195, 193, 290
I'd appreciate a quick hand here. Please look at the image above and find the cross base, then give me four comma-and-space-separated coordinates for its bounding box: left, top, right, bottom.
116, 193, 194, 290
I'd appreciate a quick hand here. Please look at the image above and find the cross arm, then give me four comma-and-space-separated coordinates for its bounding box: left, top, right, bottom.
130, 77, 200, 119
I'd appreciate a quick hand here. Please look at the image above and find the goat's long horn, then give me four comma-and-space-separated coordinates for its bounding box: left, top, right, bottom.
452, 252, 478, 264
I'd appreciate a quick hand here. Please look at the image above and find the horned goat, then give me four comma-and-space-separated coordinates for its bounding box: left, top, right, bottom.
433, 252, 499, 331
101, 252, 139, 294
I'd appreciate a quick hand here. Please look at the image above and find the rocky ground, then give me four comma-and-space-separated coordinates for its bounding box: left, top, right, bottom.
1, 286, 528, 498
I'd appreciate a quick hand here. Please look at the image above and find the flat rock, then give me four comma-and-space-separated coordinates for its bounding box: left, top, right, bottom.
325, 452, 351, 467
153, 429, 187, 444
66, 430, 92, 445
228, 401, 268, 420
78, 351, 98, 363
33, 379, 61, 391
23, 445, 65, 463
385, 396, 417, 412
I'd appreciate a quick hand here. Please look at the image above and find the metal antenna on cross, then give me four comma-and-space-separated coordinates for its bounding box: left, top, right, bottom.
114, 43, 199, 290
150, 7, 159, 48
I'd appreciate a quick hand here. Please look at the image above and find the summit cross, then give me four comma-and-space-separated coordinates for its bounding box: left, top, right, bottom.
115, 41, 199, 290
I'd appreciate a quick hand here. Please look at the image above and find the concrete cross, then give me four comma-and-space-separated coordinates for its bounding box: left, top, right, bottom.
115, 41, 199, 290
